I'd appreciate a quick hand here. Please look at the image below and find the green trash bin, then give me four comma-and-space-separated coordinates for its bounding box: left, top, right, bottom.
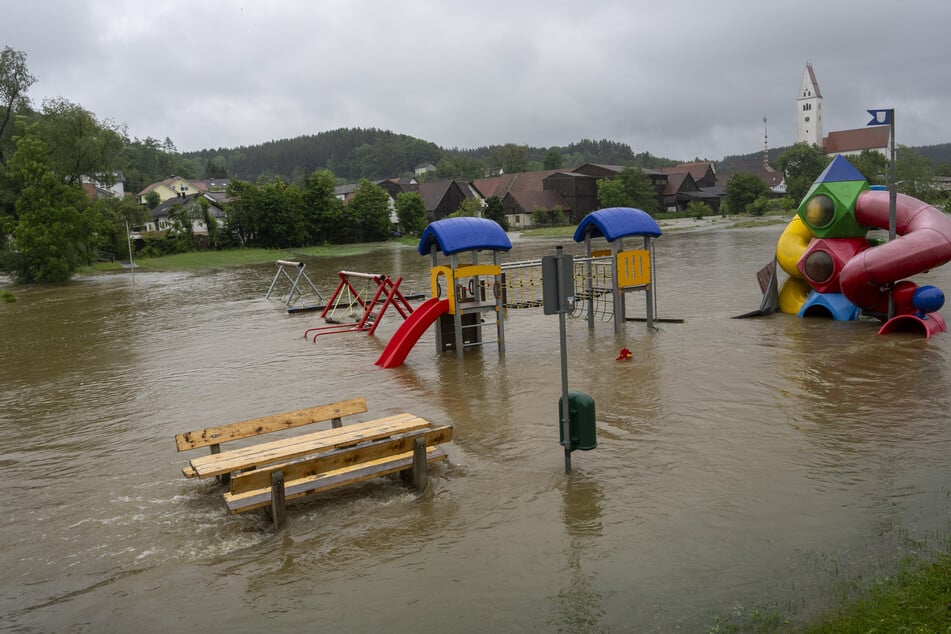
558, 391, 597, 451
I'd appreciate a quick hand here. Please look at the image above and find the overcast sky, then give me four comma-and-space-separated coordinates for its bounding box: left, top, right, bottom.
4, 1, 950, 162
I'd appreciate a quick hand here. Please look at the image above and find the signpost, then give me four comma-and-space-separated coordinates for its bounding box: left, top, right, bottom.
543, 246, 575, 474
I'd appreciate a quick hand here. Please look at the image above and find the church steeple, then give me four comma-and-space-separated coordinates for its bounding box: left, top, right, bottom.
796, 63, 823, 147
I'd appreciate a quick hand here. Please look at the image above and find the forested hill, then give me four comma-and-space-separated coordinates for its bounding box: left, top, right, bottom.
183, 127, 951, 184
182, 128, 681, 183
184, 128, 443, 182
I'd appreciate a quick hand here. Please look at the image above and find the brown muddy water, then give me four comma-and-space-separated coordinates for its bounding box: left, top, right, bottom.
2, 225, 950, 632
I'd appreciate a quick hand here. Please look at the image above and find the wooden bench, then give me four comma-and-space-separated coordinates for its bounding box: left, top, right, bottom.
175, 398, 453, 529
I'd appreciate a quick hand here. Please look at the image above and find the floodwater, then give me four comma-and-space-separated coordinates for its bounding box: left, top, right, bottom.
2, 225, 950, 632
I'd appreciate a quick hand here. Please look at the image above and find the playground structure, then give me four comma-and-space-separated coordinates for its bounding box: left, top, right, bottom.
573, 207, 662, 333
376, 217, 511, 367
303, 270, 417, 343
375, 208, 665, 368
766, 154, 951, 337
265, 260, 325, 312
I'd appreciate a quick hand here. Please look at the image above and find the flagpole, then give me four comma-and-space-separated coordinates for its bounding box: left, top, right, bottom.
887, 109, 896, 319
867, 108, 896, 319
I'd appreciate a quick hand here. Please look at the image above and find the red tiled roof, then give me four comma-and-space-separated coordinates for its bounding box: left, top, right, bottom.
823, 127, 890, 154
662, 172, 690, 195
473, 169, 564, 199
660, 161, 714, 181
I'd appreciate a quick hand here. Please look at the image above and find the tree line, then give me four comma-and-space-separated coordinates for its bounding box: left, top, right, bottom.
721, 142, 948, 216
184, 133, 685, 185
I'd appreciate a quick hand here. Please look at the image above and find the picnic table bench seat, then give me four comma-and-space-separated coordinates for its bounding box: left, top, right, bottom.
174, 397, 453, 529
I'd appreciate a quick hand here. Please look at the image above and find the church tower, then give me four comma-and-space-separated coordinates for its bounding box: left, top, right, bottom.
796, 63, 823, 147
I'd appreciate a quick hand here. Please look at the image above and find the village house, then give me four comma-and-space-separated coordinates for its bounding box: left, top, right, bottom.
81, 171, 127, 200
137, 192, 226, 235
136, 176, 231, 206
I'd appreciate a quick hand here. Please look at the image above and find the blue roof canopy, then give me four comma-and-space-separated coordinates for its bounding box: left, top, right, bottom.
417, 217, 512, 256
573, 207, 662, 242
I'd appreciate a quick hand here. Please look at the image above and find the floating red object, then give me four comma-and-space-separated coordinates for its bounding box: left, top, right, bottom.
615, 347, 632, 361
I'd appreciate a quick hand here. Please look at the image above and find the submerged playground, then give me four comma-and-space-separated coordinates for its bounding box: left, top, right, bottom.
8, 157, 951, 631
272, 154, 951, 370
220, 153, 951, 524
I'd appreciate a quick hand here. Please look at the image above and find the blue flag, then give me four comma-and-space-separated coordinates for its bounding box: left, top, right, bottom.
867, 109, 893, 126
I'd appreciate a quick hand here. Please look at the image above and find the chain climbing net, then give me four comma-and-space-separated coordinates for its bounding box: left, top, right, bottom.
499, 256, 616, 321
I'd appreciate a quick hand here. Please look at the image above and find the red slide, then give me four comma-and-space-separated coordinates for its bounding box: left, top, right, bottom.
840, 190, 951, 314
375, 298, 450, 368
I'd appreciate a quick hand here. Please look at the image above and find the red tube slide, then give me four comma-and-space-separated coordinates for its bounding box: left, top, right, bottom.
839, 190, 951, 315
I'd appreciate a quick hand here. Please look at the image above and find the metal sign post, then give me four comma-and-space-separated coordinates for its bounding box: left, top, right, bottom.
543, 246, 575, 474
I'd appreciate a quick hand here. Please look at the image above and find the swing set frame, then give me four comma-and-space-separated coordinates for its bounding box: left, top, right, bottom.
303, 270, 416, 343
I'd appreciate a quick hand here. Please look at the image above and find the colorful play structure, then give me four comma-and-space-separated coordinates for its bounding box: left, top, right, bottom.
766, 154, 951, 337
374, 208, 664, 368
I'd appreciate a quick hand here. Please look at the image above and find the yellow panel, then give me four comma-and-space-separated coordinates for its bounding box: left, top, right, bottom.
776, 215, 812, 278
616, 250, 651, 288
779, 277, 812, 315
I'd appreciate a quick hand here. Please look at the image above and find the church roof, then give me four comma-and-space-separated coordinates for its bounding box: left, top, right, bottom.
823, 127, 890, 154
800, 63, 822, 98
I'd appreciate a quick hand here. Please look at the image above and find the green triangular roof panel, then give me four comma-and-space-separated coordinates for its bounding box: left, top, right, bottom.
815, 154, 866, 184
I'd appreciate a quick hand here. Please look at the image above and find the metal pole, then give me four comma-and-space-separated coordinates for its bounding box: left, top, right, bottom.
584, 234, 594, 330
887, 110, 897, 319
557, 246, 572, 475
126, 221, 134, 286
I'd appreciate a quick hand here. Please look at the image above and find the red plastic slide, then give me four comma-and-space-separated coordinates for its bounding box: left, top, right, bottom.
840, 190, 951, 314
375, 298, 450, 368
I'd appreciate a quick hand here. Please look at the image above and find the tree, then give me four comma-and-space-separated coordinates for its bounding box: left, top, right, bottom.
90, 195, 150, 256
777, 142, 830, 202
197, 196, 221, 249
482, 195, 508, 231
850, 149, 888, 186
893, 146, 939, 203
435, 155, 486, 181
224, 178, 307, 248
686, 200, 714, 219
395, 191, 427, 235
0, 133, 94, 282
166, 201, 196, 252
144, 190, 161, 209
543, 149, 562, 170
301, 169, 341, 243
531, 206, 550, 227
259, 178, 307, 248
491, 143, 528, 174
597, 178, 627, 209
723, 173, 768, 214
225, 180, 258, 245
620, 167, 661, 215
450, 197, 482, 218
346, 179, 391, 242
597, 167, 660, 215
0, 46, 35, 165
33, 98, 126, 186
